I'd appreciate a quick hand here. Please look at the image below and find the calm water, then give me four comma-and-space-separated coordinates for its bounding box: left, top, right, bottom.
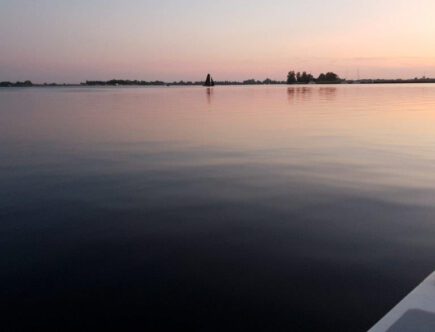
2, 85, 435, 331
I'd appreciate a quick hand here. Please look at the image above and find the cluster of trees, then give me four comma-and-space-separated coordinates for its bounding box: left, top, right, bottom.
287, 71, 341, 84
317, 72, 340, 83
0, 80, 33, 87
287, 71, 314, 84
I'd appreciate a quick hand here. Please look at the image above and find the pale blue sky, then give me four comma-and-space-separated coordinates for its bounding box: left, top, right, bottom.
1, 0, 435, 82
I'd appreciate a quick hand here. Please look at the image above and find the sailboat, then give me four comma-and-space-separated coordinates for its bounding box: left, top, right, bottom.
204, 73, 215, 87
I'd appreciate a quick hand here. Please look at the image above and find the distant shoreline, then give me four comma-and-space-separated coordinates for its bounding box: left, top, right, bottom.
2, 79, 435, 88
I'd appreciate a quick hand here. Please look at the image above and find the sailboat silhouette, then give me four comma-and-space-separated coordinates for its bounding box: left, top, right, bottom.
204, 73, 215, 87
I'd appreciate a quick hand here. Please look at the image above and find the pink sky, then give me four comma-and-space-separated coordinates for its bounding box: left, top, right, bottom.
1, 0, 435, 82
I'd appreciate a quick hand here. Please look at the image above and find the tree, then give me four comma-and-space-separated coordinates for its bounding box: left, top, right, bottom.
243, 79, 256, 85
298, 72, 314, 84
287, 71, 296, 84
317, 72, 340, 83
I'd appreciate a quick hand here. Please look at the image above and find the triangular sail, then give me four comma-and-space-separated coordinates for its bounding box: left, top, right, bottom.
204, 74, 214, 87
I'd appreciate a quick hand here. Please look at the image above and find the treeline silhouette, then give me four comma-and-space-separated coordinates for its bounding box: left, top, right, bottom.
349, 77, 435, 84
79, 76, 435, 86
3, 75, 435, 88
1, 81, 78, 87
287, 71, 341, 84
82, 78, 287, 86
84, 80, 166, 86
83, 72, 343, 86
0, 80, 33, 87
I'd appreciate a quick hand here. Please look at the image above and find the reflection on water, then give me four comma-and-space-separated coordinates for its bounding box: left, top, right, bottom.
2, 85, 435, 331
287, 86, 336, 103
206, 87, 213, 105
287, 86, 316, 102
319, 87, 337, 100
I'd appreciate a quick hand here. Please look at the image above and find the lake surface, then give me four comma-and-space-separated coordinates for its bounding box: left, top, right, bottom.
2, 85, 435, 331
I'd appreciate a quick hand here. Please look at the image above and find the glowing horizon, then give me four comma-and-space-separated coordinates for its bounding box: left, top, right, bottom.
1, 0, 435, 83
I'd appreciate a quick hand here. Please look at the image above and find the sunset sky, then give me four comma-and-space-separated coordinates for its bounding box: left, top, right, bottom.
1, 0, 435, 82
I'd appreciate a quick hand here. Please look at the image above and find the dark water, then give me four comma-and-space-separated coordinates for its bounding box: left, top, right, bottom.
2, 85, 435, 331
